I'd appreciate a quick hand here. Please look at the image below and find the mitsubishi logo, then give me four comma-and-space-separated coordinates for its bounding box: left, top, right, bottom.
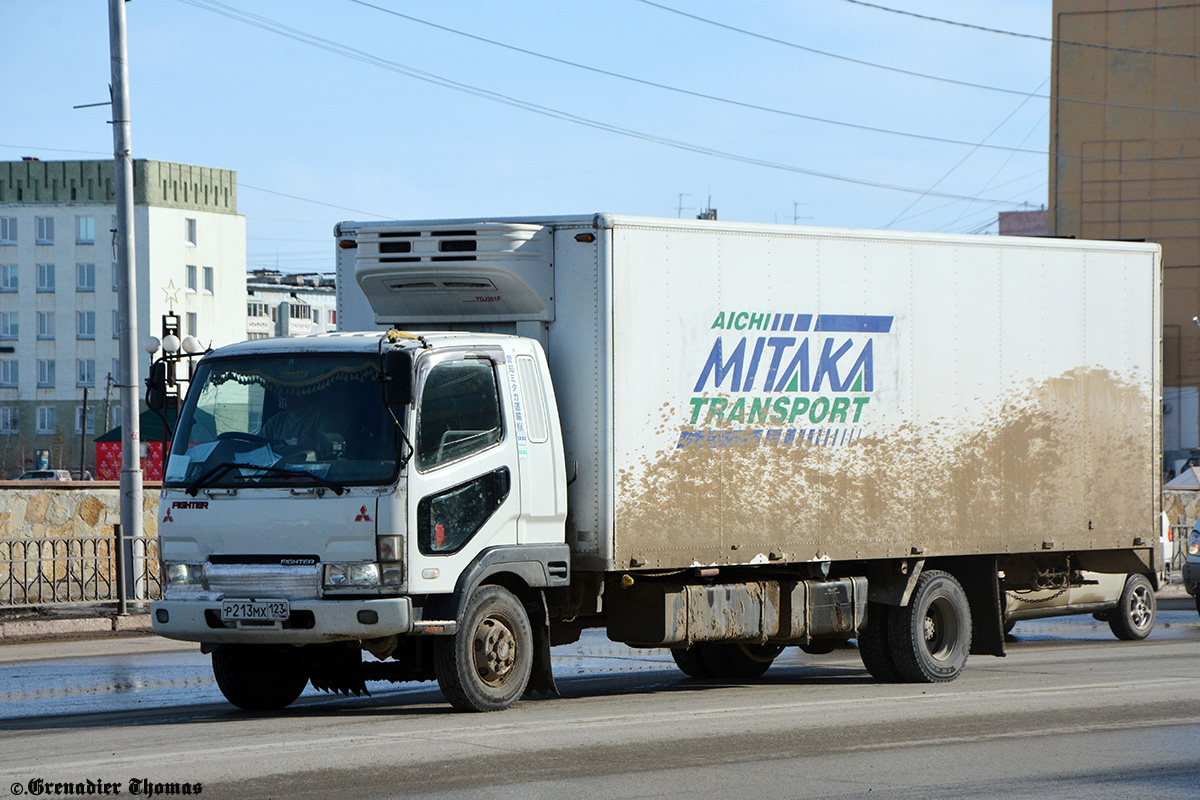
355, 505, 372, 522
162, 508, 174, 523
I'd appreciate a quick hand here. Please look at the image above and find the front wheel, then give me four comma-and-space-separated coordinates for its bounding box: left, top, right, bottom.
211, 645, 309, 711
1107, 574, 1156, 641
434, 585, 533, 712
886, 570, 972, 683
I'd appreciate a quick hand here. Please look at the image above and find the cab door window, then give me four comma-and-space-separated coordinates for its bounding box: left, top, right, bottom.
417, 468, 511, 554
416, 359, 502, 470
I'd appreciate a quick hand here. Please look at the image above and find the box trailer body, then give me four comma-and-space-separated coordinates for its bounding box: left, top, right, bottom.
150, 213, 1162, 712
340, 214, 1162, 574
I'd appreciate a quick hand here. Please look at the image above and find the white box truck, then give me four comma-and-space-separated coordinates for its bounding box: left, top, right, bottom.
150, 214, 1162, 712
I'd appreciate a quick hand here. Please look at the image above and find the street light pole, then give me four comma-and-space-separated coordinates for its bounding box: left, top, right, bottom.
109, 0, 141, 609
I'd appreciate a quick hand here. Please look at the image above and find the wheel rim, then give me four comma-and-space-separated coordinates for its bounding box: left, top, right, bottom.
1129, 584, 1152, 630
922, 596, 960, 661
472, 614, 518, 687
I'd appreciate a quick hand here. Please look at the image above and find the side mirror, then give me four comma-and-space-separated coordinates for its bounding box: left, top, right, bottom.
146, 360, 167, 410
382, 350, 413, 407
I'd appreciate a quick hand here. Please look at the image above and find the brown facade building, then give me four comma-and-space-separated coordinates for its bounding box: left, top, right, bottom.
1051, 0, 1200, 460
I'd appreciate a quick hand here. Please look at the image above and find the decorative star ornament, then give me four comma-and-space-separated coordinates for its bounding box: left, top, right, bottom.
161, 280, 182, 309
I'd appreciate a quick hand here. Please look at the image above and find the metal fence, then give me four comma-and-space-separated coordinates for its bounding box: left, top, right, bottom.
0, 532, 161, 609
1170, 525, 1192, 573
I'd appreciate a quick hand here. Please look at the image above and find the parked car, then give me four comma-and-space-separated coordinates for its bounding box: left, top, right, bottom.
1004, 571, 1157, 640
15, 469, 72, 481
1184, 526, 1200, 617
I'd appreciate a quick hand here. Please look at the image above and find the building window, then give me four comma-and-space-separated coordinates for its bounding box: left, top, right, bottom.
75, 406, 96, 435
77, 310, 95, 340
112, 263, 119, 292
36, 216, 54, 245
330, 310, 336, 325
37, 311, 54, 339
110, 405, 121, 429
313, 309, 321, 326
0, 217, 16, 244
77, 359, 95, 388
36, 406, 56, 435
203, 266, 214, 294
186, 264, 197, 292
186, 311, 198, 337
0, 311, 17, 339
0, 407, 17, 435
185, 218, 197, 246
37, 359, 55, 388
289, 304, 312, 321
76, 216, 95, 245
1, 265, 17, 292
76, 263, 95, 292
37, 264, 55, 292
0, 360, 18, 387
112, 310, 121, 338
111, 359, 120, 384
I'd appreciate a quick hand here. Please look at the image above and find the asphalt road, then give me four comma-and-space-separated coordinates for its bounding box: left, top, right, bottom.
1, 604, 1198, 799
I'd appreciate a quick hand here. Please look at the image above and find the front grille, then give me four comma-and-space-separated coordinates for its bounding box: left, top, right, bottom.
205, 563, 321, 600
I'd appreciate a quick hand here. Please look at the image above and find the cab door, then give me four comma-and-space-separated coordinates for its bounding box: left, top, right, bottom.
406, 350, 519, 595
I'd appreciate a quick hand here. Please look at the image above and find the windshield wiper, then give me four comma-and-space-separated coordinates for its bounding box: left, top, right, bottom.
185, 462, 346, 497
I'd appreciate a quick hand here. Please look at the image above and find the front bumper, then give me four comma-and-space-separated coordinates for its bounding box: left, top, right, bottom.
1184, 562, 1200, 595
151, 597, 413, 644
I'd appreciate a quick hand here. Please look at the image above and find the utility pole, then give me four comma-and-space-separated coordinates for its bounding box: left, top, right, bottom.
109, 0, 141, 607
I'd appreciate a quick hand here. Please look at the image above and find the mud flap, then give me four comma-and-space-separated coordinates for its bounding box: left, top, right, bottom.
943, 556, 1005, 657
525, 590, 559, 698
308, 646, 371, 697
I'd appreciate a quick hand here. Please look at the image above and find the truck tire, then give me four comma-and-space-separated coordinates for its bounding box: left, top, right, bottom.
695, 643, 779, 679
211, 645, 309, 711
858, 602, 902, 682
886, 570, 972, 683
434, 585, 533, 712
1107, 574, 1156, 641
798, 639, 838, 655
1195, 592, 1200, 618
670, 646, 714, 679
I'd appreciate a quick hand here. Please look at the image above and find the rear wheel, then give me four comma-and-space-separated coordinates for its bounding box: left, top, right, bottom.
212, 645, 309, 711
1107, 574, 1156, 641
695, 642, 781, 679
886, 570, 972, 683
798, 639, 839, 655
858, 601, 902, 682
434, 585, 533, 712
670, 646, 714, 678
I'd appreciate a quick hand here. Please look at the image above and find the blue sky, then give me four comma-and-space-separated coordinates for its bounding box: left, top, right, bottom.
4, 1, 1051, 272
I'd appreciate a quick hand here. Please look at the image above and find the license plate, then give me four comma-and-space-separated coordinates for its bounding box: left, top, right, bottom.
221, 599, 289, 622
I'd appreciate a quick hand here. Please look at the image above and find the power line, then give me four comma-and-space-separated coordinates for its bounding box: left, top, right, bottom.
175, 0, 1022, 204
839, 0, 1200, 60
631, 0, 1200, 117
347, 0, 1041, 158
884, 79, 1048, 228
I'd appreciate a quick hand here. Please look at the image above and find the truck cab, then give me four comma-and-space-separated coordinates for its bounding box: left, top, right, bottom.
152, 331, 568, 711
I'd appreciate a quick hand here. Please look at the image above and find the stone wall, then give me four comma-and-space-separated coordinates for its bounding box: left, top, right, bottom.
0, 483, 161, 541
1164, 489, 1200, 529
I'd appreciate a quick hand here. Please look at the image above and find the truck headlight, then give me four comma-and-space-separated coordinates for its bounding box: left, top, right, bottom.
165, 563, 204, 586
324, 563, 381, 588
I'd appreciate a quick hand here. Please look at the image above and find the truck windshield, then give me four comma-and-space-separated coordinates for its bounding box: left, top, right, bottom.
163, 354, 401, 490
